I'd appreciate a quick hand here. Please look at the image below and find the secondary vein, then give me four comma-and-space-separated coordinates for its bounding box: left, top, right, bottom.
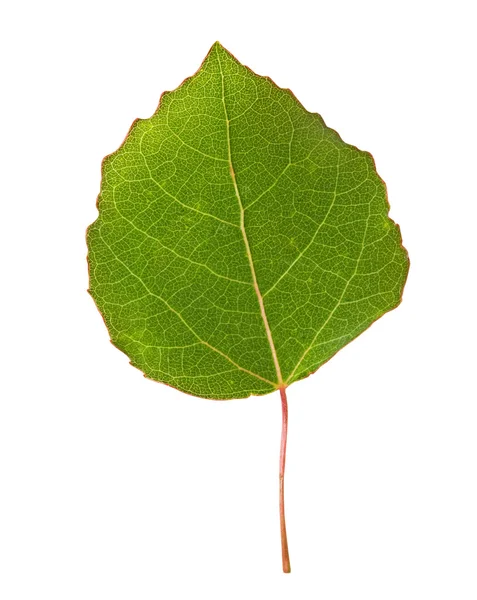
286, 201, 373, 383
111, 186, 252, 286
97, 227, 276, 388
263, 153, 341, 298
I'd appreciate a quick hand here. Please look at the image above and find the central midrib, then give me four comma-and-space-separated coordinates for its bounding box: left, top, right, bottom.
217, 54, 284, 388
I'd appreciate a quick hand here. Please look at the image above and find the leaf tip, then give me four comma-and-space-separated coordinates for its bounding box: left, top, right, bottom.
209, 40, 232, 58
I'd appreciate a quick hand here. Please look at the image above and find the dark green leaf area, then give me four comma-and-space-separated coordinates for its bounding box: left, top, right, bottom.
87, 43, 409, 399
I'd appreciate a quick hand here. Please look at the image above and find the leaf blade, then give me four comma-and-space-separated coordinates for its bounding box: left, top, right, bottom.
87, 42, 409, 399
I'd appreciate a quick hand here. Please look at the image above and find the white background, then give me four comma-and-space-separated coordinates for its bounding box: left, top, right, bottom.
1, 1, 476, 598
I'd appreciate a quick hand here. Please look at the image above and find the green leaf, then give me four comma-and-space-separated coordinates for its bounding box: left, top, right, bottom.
87, 41, 409, 574
87, 42, 408, 400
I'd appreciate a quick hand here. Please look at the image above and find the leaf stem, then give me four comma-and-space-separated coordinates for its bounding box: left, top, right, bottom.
279, 386, 291, 573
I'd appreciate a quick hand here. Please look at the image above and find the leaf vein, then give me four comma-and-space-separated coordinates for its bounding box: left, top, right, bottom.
97, 226, 276, 387
286, 200, 373, 383
217, 49, 283, 387
111, 186, 252, 286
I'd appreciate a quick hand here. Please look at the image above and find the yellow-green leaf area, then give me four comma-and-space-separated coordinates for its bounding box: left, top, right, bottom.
87, 42, 409, 399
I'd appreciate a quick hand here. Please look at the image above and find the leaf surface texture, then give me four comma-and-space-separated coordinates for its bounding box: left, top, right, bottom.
87, 43, 409, 399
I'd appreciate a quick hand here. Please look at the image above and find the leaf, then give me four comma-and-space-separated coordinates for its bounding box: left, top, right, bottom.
86, 42, 409, 572
87, 41, 408, 399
